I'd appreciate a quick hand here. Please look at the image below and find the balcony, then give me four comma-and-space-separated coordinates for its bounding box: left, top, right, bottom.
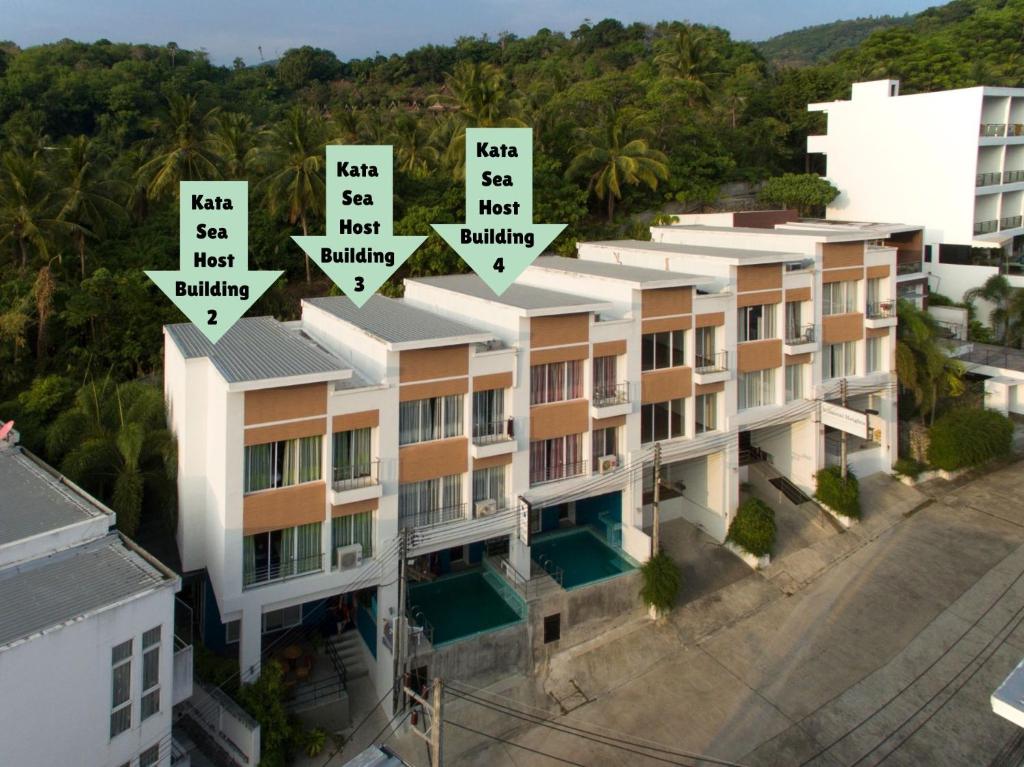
1002, 215, 1023, 231
591, 382, 631, 418
471, 418, 516, 459
530, 459, 588, 487
977, 171, 1002, 186
865, 300, 898, 329
896, 260, 924, 277
243, 552, 324, 590
330, 460, 381, 506
399, 502, 467, 530
693, 350, 730, 384
1006, 170, 1024, 184
975, 219, 999, 235
783, 324, 817, 355
981, 123, 1010, 137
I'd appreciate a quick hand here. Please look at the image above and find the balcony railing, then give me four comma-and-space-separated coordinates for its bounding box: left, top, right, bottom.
593, 382, 630, 407
1002, 215, 1023, 230
866, 300, 896, 319
332, 460, 379, 491
982, 123, 1008, 137
472, 418, 514, 446
243, 552, 324, 589
530, 459, 587, 486
896, 260, 924, 276
399, 502, 466, 530
784, 324, 815, 345
1006, 170, 1024, 184
694, 350, 729, 373
977, 171, 1002, 186
974, 219, 999, 235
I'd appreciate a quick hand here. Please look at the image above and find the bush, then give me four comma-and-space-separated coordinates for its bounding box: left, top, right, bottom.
726, 498, 776, 557
927, 408, 1013, 471
639, 551, 681, 613
893, 457, 926, 479
815, 466, 861, 519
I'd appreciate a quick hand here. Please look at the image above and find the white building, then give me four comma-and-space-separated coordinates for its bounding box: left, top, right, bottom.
0, 429, 189, 767
807, 78, 1024, 303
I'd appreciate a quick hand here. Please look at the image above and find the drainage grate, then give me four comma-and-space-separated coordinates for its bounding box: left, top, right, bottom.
769, 477, 811, 505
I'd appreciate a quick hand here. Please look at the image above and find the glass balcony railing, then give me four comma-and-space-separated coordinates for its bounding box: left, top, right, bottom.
896, 260, 924, 276
975, 219, 999, 235
977, 171, 1002, 186
1001, 215, 1023, 230
866, 300, 896, 320
1006, 170, 1024, 184
593, 382, 630, 407
982, 123, 1008, 137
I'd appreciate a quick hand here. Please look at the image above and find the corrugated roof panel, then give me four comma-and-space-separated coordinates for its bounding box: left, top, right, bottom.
410, 273, 608, 310
305, 295, 490, 344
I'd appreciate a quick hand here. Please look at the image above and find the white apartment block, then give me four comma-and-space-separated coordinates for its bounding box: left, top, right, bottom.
0, 429, 189, 767
807, 78, 1024, 303
164, 221, 898, 715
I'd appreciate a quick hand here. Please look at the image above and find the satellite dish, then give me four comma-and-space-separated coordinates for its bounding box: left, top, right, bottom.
0, 421, 13, 440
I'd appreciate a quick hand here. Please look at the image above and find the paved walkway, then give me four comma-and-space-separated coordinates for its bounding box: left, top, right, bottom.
373, 464, 1024, 767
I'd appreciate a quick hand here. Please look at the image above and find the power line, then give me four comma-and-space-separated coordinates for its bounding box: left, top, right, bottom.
444, 718, 588, 766
318, 687, 402, 767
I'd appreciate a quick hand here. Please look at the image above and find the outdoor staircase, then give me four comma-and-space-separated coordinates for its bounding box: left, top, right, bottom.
328, 630, 369, 681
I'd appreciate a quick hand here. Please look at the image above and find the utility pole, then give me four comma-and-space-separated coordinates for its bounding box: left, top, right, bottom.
652, 442, 661, 555
405, 677, 443, 767
840, 378, 848, 480
392, 527, 409, 711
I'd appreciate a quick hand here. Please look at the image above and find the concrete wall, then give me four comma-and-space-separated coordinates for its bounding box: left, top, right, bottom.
418, 622, 530, 687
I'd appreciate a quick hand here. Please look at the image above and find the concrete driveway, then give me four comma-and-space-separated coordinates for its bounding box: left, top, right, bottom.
375, 464, 1024, 767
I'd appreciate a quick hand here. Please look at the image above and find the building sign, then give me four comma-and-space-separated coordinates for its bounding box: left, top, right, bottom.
821, 401, 869, 439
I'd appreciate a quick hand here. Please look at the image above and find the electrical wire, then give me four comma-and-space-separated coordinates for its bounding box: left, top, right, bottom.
444, 718, 588, 766
317, 686, 397, 767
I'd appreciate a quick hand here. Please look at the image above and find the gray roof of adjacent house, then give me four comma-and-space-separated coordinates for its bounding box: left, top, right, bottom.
304, 295, 491, 347
165, 317, 348, 384
584, 239, 803, 262
531, 256, 711, 286
0, 448, 107, 547
410, 273, 612, 314
0, 533, 171, 648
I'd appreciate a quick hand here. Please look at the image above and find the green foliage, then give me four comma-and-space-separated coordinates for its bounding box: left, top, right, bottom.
927, 408, 1013, 471
727, 498, 776, 557
893, 457, 927, 479
814, 466, 861, 519
639, 551, 681, 613
194, 642, 240, 693
896, 299, 966, 425
237, 661, 294, 767
302, 727, 328, 758
759, 173, 838, 215
758, 15, 914, 66
275, 47, 344, 91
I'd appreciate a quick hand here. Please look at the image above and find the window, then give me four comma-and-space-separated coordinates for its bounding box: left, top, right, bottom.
593, 356, 619, 400
695, 326, 716, 367
823, 281, 857, 315
110, 639, 132, 738
592, 427, 618, 465
543, 614, 561, 644
866, 277, 881, 309
785, 301, 802, 340
866, 337, 883, 373
738, 304, 776, 342
530, 360, 582, 405
262, 605, 302, 633
695, 393, 717, 433
332, 511, 374, 558
244, 436, 321, 493
399, 474, 464, 526
824, 342, 857, 379
641, 399, 685, 443
472, 388, 505, 441
785, 364, 805, 402
738, 369, 776, 410
225, 620, 240, 645
529, 434, 583, 484
472, 465, 507, 507
333, 428, 372, 485
399, 395, 463, 445
641, 330, 685, 371
140, 626, 161, 722
243, 522, 323, 586
139, 744, 161, 767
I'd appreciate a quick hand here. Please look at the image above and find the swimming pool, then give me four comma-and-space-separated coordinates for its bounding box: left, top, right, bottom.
531, 527, 638, 590
407, 569, 525, 647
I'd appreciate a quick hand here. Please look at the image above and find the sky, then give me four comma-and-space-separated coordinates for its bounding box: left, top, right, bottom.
5, 0, 941, 65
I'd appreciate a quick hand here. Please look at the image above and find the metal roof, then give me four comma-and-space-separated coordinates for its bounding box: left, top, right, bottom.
304, 295, 491, 346
585, 239, 803, 262
654, 224, 876, 242
531, 255, 711, 286
165, 317, 348, 384
410, 273, 612, 313
0, 448, 106, 547
0, 533, 170, 648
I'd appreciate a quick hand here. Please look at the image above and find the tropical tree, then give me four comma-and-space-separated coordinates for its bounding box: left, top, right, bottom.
759, 173, 839, 216
46, 378, 176, 538
391, 114, 438, 177
654, 25, 720, 108
138, 93, 222, 199
895, 299, 966, 425
0, 152, 60, 269
566, 109, 669, 222
258, 106, 327, 283
964, 273, 1014, 344
211, 113, 261, 180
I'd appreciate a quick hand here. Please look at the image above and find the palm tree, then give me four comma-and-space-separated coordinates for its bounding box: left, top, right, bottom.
46, 378, 176, 538
391, 114, 438, 177
56, 135, 127, 279
653, 26, 719, 108
258, 106, 327, 284
964, 273, 1014, 344
211, 112, 261, 180
0, 152, 60, 269
138, 93, 222, 199
566, 109, 670, 222
895, 299, 966, 426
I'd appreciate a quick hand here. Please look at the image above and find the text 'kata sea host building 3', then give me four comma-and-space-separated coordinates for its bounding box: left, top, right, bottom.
163, 215, 899, 709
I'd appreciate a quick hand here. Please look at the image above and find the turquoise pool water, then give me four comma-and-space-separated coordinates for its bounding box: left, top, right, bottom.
407, 569, 524, 647
531, 527, 637, 590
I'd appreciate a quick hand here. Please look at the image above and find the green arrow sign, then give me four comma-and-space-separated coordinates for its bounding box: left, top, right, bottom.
147, 181, 282, 344
292, 145, 426, 307
432, 127, 565, 294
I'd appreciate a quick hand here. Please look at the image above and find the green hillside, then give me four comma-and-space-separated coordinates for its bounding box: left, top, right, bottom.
757, 15, 913, 66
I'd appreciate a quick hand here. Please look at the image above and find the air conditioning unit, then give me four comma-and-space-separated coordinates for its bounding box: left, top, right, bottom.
598, 455, 618, 474
335, 543, 363, 571
475, 499, 498, 518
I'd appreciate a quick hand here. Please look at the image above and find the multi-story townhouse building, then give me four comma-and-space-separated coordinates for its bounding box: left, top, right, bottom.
0, 426, 189, 767
164, 222, 899, 718
807, 78, 1024, 302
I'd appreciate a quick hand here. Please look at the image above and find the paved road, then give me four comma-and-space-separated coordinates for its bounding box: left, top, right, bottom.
384, 463, 1024, 767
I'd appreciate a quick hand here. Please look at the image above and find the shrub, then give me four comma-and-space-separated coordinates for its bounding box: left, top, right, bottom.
815, 466, 861, 519
640, 551, 681, 613
726, 498, 776, 557
927, 408, 1013, 471
893, 457, 926, 479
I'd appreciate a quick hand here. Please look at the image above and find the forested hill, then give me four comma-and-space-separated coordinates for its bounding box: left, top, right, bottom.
757, 15, 913, 66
